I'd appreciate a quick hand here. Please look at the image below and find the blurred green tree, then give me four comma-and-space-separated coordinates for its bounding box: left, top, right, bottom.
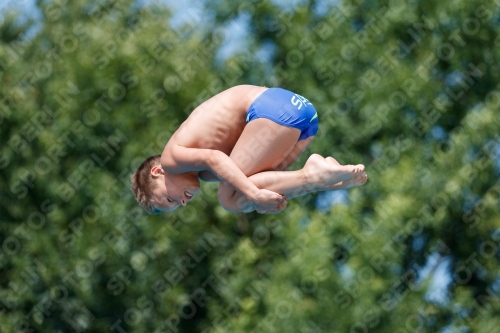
0, 0, 499, 332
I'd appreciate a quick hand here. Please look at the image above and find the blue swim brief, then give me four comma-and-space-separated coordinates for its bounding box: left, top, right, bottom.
245, 88, 318, 141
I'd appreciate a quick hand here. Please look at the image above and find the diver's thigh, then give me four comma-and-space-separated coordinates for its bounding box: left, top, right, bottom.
229, 118, 300, 176
276, 136, 314, 171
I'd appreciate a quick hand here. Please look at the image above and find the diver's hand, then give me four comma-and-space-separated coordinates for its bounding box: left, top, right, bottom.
255, 198, 287, 214
249, 189, 286, 213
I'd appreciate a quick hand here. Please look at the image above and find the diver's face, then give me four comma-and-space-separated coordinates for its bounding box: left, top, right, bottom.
151, 166, 200, 212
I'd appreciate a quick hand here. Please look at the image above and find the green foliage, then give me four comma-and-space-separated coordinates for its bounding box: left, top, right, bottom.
1, 0, 499, 332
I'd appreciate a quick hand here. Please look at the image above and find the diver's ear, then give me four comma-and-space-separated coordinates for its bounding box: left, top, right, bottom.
150, 165, 164, 178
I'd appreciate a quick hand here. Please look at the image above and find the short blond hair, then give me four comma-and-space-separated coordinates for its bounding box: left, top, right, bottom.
131, 155, 161, 214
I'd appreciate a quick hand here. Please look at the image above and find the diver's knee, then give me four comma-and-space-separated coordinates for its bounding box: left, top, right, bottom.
217, 184, 252, 213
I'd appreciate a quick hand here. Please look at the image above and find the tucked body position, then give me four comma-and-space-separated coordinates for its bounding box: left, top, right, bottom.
131, 85, 367, 214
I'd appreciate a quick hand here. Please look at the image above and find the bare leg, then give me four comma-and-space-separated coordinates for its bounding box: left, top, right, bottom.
218, 118, 301, 212
218, 118, 365, 213
228, 118, 301, 174
275, 136, 314, 171
220, 154, 366, 213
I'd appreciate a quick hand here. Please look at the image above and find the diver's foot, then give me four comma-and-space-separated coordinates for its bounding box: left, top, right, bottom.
334, 172, 368, 189
303, 154, 365, 188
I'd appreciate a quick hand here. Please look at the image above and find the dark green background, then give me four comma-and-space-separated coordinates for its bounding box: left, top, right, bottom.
1, 0, 500, 332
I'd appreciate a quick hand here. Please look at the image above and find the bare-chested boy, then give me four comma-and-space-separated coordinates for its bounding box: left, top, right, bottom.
131, 85, 367, 214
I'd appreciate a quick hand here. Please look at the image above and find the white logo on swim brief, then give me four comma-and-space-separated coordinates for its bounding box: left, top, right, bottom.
291, 94, 312, 110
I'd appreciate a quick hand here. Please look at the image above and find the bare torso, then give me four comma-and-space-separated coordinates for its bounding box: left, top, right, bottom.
165, 85, 268, 155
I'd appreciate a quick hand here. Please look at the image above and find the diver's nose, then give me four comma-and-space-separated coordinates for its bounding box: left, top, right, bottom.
179, 199, 187, 206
